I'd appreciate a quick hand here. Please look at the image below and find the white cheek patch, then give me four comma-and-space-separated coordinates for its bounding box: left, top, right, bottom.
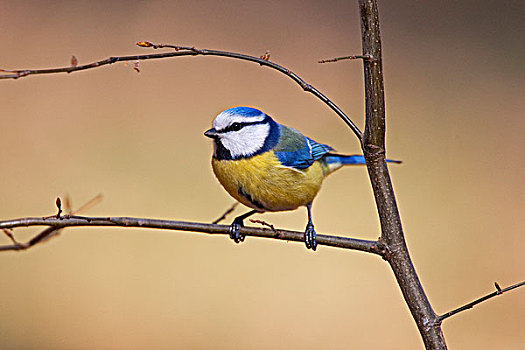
220, 123, 270, 158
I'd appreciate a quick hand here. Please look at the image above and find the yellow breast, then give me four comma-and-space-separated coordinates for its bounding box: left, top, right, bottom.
211, 152, 327, 212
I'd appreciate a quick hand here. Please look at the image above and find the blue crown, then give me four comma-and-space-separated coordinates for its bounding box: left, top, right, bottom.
226, 106, 265, 117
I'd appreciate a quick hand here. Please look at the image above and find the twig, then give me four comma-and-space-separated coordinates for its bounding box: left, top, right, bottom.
438, 281, 525, 321
0, 215, 387, 255
318, 55, 370, 63
2, 194, 104, 250
0, 43, 362, 141
212, 203, 238, 224
73, 193, 103, 214
249, 219, 277, 232
138, 42, 362, 140
2, 229, 23, 248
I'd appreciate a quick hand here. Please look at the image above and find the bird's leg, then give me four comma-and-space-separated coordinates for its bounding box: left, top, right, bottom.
229, 210, 259, 244
304, 203, 317, 250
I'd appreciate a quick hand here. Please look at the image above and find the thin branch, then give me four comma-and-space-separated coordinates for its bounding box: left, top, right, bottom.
0, 215, 387, 255
1, 194, 105, 250
0, 215, 386, 253
140, 43, 362, 140
438, 281, 525, 321
2, 229, 21, 247
249, 219, 277, 231
318, 55, 370, 63
212, 203, 238, 224
73, 193, 104, 214
4, 198, 386, 256
33, 193, 104, 245
0, 43, 362, 141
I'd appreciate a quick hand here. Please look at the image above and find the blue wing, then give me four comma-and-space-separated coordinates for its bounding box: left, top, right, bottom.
273, 125, 333, 170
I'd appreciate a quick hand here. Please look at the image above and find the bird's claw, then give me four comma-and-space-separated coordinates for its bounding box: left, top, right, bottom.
304, 223, 317, 251
229, 221, 245, 244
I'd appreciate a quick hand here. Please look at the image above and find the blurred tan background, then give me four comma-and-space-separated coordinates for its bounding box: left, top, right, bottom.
1, 1, 523, 349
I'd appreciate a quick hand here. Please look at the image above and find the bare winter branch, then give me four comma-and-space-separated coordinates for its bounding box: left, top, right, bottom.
438, 281, 525, 321
0, 215, 386, 254
358, 0, 446, 348
0, 43, 362, 141
318, 55, 370, 63
0, 194, 104, 250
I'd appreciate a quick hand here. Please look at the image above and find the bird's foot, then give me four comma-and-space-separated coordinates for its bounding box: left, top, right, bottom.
304, 223, 317, 251
229, 218, 245, 244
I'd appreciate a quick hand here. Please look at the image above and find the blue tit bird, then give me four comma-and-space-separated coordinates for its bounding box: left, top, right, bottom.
204, 106, 399, 250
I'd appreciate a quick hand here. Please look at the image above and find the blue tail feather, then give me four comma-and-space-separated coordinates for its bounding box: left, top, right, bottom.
324, 154, 402, 165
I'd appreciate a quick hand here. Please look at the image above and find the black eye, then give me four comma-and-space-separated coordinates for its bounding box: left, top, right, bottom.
230, 122, 242, 131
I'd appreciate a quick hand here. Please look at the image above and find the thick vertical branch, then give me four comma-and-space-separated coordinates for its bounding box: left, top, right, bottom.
358, 1, 447, 349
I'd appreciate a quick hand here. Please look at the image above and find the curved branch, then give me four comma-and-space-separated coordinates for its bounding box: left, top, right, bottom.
0, 43, 362, 141
0, 215, 386, 255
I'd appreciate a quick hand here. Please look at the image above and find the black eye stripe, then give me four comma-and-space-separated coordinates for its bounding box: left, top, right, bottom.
217, 118, 268, 133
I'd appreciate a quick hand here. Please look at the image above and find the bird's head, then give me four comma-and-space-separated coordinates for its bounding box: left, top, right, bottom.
204, 107, 280, 160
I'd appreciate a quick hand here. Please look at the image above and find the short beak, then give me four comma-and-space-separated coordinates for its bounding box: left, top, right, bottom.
204, 128, 218, 138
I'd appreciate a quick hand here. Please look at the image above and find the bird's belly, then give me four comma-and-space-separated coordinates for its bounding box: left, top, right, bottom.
211, 152, 325, 211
